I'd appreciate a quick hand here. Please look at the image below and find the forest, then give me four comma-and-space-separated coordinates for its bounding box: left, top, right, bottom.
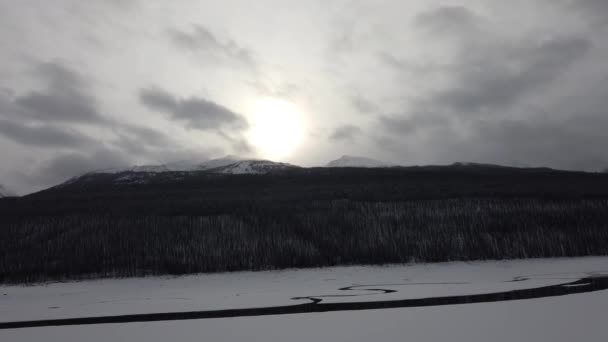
1, 164, 608, 283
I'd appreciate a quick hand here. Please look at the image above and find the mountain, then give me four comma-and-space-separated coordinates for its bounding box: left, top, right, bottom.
195, 156, 298, 174
5, 162, 608, 283
90, 156, 297, 175
326, 155, 394, 168
205, 159, 299, 174
198, 155, 243, 171
54, 156, 300, 188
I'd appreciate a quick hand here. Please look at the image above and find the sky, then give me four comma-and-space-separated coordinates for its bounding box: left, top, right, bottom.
1, 0, 608, 194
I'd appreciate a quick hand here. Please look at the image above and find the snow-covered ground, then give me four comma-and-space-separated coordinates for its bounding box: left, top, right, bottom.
1, 257, 608, 341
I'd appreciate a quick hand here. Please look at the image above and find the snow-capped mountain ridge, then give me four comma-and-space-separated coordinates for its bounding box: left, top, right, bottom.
87, 156, 298, 176
75, 155, 399, 184
326, 155, 395, 168
198, 156, 244, 171
208, 160, 299, 174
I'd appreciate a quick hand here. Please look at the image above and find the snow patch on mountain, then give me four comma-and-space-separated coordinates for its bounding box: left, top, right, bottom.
80, 156, 296, 181
88, 157, 240, 175
326, 155, 394, 168
208, 160, 299, 174
198, 156, 243, 171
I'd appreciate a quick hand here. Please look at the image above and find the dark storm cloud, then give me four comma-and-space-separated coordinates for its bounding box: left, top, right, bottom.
0, 118, 96, 148
14, 62, 106, 124
168, 25, 257, 68
330, 125, 362, 142
139, 87, 248, 131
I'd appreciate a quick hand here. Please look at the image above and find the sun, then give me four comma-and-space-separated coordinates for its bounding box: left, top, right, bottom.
247, 97, 305, 161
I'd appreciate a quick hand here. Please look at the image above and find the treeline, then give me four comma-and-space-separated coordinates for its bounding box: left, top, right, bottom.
4, 166, 608, 219
1, 198, 608, 283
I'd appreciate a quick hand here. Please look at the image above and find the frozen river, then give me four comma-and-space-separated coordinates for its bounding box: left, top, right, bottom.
1, 257, 608, 341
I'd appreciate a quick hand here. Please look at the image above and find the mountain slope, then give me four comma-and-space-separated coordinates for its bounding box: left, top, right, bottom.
206, 160, 299, 174
89, 156, 297, 176
4, 164, 608, 283
326, 155, 393, 168
53, 157, 299, 188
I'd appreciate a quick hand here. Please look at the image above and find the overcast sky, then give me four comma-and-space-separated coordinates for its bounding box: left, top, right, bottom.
1, 0, 608, 194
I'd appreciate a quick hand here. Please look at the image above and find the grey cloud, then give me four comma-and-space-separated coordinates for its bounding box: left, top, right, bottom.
415, 6, 482, 35
26, 148, 130, 186
377, 78, 608, 171
13, 62, 106, 124
0, 63, 190, 160
0, 118, 96, 148
139, 87, 248, 131
119, 125, 173, 147
249, 80, 301, 101
401, 5, 593, 117
109, 123, 203, 160
379, 26, 592, 142
407, 6, 595, 115
577, 0, 608, 14
16, 91, 101, 123
232, 140, 253, 154
374, 4, 603, 170
379, 112, 449, 136
435, 36, 592, 113
168, 25, 256, 69
567, 0, 608, 26
352, 95, 379, 114
111, 125, 173, 156
330, 125, 362, 142
215, 129, 253, 155
4, 0, 608, 193
36, 62, 89, 93
470, 114, 608, 170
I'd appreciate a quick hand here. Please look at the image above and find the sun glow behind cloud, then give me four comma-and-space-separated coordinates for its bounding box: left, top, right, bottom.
247, 97, 306, 161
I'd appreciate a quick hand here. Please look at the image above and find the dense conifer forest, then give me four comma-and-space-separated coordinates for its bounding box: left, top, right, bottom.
2, 164, 608, 283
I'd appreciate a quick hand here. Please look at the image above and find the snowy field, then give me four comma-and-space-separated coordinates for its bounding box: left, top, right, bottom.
1, 257, 608, 341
